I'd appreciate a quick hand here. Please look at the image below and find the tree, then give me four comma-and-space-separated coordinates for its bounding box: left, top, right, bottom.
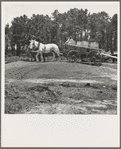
5, 8, 117, 55
87, 12, 111, 50
11, 15, 29, 55
112, 14, 117, 52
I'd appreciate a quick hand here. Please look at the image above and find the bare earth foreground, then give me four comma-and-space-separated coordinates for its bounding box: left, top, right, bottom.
5, 61, 117, 114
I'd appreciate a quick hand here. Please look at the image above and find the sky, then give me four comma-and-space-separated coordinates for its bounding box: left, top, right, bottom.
2, 1, 119, 26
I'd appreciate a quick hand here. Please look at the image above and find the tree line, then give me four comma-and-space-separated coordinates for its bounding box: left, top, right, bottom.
5, 8, 117, 56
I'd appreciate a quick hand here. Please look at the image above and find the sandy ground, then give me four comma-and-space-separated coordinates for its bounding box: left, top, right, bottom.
5, 61, 117, 114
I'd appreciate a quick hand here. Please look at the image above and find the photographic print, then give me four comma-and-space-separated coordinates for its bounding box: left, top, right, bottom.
2, 1, 120, 147
4, 1, 119, 115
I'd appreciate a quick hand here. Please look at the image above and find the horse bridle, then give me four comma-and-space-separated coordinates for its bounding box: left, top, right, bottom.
31, 40, 39, 51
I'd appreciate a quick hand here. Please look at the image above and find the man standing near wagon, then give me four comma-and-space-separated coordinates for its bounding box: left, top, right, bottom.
64, 36, 73, 45
64, 36, 74, 51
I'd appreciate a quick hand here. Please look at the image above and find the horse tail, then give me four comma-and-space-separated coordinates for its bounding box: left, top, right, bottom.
53, 45, 60, 57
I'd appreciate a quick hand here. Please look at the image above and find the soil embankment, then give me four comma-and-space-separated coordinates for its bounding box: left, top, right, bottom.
5, 61, 117, 114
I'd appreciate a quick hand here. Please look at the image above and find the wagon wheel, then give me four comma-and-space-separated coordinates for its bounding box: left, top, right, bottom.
86, 50, 102, 66
67, 50, 80, 63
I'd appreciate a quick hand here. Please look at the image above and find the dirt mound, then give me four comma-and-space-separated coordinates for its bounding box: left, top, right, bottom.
5, 61, 117, 114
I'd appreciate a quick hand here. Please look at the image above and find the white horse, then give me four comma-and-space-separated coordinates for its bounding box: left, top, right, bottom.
29, 39, 60, 62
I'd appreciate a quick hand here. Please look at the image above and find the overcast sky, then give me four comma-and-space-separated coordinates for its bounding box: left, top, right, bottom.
2, 1, 119, 26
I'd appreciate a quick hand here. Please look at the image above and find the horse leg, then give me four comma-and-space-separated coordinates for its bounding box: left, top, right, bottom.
54, 48, 60, 61
52, 52, 56, 61
31, 53, 33, 61
43, 53, 46, 62
31, 54, 32, 61
30, 52, 32, 61
36, 53, 39, 62
32, 53, 35, 61
54, 52, 60, 61
34, 54, 36, 61
39, 53, 41, 62
40, 52, 44, 62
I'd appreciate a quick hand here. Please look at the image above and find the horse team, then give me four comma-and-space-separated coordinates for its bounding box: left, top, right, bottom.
28, 39, 60, 62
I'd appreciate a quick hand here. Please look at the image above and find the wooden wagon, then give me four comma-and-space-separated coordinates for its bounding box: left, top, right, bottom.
61, 43, 102, 65
60, 41, 117, 65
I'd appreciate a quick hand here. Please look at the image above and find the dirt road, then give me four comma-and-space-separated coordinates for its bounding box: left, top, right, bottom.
5, 61, 117, 114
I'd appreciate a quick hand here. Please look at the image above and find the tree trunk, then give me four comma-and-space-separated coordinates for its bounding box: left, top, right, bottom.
110, 34, 113, 55
16, 44, 20, 56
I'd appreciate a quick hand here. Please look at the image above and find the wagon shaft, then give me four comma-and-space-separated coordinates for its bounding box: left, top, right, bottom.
101, 53, 117, 59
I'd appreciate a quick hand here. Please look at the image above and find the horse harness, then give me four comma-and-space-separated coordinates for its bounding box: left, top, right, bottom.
33, 41, 46, 52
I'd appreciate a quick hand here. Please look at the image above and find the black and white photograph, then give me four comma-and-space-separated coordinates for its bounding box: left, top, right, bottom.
1, 1, 120, 147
